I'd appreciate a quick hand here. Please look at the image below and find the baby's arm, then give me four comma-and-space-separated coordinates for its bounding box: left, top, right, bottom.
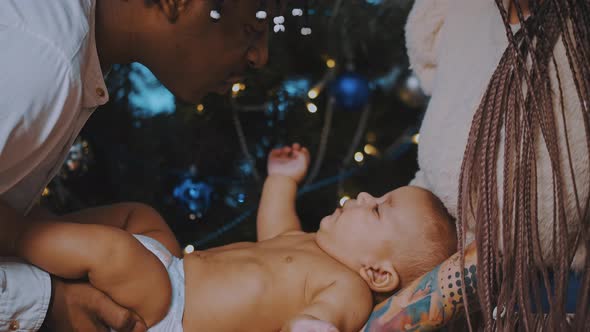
257, 144, 310, 241
3, 203, 178, 327
283, 275, 373, 332
258, 174, 301, 240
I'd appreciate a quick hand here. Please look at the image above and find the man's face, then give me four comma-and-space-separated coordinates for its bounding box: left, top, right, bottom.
149, 0, 270, 103
315, 187, 432, 270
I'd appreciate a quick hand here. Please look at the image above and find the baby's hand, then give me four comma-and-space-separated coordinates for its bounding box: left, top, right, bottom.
267, 143, 310, 184
281, 315, 340, 332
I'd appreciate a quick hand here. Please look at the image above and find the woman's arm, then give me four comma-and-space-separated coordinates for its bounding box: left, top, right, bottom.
361, 242, 478, 331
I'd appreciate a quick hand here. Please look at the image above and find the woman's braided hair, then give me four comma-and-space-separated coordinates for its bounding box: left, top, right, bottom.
457, 0, 590, 330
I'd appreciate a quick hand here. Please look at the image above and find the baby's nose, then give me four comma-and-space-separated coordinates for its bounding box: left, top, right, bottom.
357, 192, 375, 203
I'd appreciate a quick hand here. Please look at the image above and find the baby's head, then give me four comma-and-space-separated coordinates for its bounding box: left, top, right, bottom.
315, 186, 457, 294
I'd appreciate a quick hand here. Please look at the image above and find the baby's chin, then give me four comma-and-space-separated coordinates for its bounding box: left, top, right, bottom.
319, 209, 340, 228
318, 215, 331, 229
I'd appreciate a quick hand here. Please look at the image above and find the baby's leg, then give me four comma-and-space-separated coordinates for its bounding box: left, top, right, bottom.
17, 220, 172, 327
58, 202, 182, 257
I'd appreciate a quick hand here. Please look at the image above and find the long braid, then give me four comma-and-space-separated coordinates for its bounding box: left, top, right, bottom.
457, 50, 491, 331
477, 50, 503, 331
498, 67, 517, 332
528, 10, 571, 327
493, 18, 536, 330
556, 5, 590, 228
457, 0, 590, 330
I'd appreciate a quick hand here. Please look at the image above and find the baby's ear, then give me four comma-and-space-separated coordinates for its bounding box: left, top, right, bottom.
359, 262, 399, 292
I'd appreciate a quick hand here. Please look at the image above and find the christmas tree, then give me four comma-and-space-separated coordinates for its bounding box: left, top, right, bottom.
42, 0, 428, 250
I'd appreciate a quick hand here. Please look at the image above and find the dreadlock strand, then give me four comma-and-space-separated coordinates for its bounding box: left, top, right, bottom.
457, 59, 493, 332
561, 6, 590, 328
575, 248, 590, 330
553, 1, 590, 118
552, 52, 584, 231
528, 17, 573, 327
498, 67, 518, 332
473, 85, 496, 330
480, 72, 502, 330
496, 58, 516, 315
486, 64, 507, 318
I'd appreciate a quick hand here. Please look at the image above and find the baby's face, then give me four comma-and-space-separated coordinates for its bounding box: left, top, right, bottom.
315, 187, 434, 271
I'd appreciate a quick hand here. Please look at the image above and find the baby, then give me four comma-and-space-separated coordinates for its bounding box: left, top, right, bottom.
1, 144, 456, 332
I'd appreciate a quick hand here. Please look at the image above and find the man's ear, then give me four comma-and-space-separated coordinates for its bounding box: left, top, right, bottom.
359, 262, 400, 292
157, 0, 188, 22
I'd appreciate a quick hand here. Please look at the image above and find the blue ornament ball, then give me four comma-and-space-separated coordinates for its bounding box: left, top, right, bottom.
225, 186, 247, 208
173, 179, 214, 217
329, 72, 371, 111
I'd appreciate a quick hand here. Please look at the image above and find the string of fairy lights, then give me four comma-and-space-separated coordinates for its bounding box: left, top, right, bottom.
42, 55, 423, 251
184, 128, 420, 252
181, 56, 424, 250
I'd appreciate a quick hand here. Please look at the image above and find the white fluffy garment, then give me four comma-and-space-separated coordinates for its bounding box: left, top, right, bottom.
405, 0, 588, 270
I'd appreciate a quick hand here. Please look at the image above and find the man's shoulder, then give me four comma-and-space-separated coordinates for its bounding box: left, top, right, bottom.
0, 0, 93, 64
0, 0, 95, 109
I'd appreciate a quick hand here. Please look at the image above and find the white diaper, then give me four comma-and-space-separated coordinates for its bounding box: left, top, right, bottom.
113, 234, 185, 332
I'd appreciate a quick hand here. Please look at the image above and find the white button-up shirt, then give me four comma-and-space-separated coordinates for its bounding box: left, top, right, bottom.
0, 0, 109, 330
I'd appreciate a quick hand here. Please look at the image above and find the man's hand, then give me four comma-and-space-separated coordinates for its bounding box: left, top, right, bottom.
281, 314, 340, 332
267, 143, 310, 184
42, 277, 147, 332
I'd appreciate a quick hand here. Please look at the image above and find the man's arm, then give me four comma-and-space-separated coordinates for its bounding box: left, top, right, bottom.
257, 144, 310, 241
0, 200, 27, 256
0, 258, 51, 332
0, 22, 146, 332
15, 220, 172, 328
0, 201, 148, 332
0, 200, 173, 327
361, 242, 478, 331
284, 275, 374, 332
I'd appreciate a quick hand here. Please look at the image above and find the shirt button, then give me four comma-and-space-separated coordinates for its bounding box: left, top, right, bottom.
9, 320, 19, 330
96, 87, 106, 97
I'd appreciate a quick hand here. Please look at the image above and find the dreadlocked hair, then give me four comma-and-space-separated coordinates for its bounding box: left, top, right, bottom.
456, 0, 590, 331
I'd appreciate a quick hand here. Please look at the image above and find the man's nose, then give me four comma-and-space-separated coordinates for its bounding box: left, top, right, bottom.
246, 35, 269, 69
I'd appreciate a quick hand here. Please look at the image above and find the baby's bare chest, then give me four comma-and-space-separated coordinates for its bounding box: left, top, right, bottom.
183, 240, 346, 331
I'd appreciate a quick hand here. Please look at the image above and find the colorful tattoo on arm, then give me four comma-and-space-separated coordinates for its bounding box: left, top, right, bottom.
361, 243, 478, 332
